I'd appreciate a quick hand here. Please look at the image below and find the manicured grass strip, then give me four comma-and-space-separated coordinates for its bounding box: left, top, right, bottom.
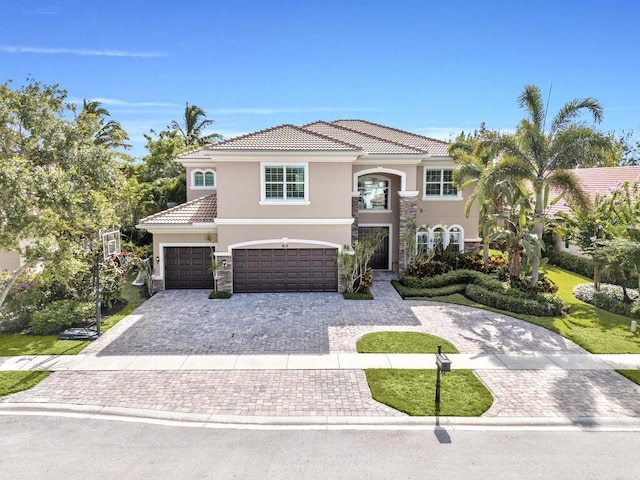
618, 370, 640, 385
357, 332, 458, 354
365, 369, 493, 416
0, 371, 50, 397
0, 334, 87, 356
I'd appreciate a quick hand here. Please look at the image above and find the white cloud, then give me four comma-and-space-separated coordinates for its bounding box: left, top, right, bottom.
0, 46, 168, 58
209, 106, 381, 115
89, 98, 180, 108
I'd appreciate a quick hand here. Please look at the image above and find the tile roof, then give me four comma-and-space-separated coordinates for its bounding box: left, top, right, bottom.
177, 149, 211, 160
205, 124, 361, 152
331, 119, 450, 156
547, 166, 640, 216
302, 121, 426, 154
138, 193, 217, 225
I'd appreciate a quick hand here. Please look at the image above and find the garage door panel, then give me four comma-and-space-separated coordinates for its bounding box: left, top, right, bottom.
233, 248, 337, 293
165, 247, 214, 290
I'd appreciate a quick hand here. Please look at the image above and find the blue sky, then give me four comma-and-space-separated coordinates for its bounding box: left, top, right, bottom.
2, 0, 639, 158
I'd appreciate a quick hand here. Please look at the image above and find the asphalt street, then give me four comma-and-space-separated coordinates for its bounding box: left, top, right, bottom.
2, 415, 638, 480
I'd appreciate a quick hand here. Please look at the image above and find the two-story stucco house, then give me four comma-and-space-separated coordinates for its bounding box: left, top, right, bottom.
137, 120, 480, 293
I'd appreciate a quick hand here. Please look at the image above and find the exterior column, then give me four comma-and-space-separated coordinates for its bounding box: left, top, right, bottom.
351, 192, 360, 245
215, 253, 233, 293
398, 191, 419, 274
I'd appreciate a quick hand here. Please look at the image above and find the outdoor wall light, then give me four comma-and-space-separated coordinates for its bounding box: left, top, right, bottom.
282, 237, 289, 248
221, 260, 228, 268
155, 256, 160, 263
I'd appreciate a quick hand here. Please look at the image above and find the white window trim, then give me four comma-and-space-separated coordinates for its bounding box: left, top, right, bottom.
192, 169, 216, 189
259, 162, 309, 204
416, 224, 465, 252
422, 168, 462, 200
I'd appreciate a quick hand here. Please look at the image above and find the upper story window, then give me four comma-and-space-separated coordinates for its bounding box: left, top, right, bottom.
261, 164, 308, 203
424, 168, 458, 198
193, 169, 216, 188
358, 176, 389, 211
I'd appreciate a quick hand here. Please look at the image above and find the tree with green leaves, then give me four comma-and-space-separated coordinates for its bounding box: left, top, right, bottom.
490, 84, 613, 286
171, 102, 223, 147
0, 78, 125, 310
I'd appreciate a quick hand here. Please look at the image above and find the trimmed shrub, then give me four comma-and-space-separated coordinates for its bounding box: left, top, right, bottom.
547, 249, 638, 288
573, 283, 640, 319
465, 284, 564, 316
209, 291, 232, 299
30, 300, 95, 335
343, 291, 374, 300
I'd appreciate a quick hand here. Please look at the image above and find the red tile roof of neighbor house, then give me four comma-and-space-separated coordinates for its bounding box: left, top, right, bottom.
547, 166, 640, 216
202, 119, 450, 156
138, 193, 217, 225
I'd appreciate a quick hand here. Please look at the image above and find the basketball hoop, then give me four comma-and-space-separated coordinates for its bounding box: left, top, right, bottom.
102, 229, 121, 260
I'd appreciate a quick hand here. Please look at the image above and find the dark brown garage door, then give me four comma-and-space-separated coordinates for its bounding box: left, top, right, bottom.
165, 247, 214, 289
233, 248, 338, 293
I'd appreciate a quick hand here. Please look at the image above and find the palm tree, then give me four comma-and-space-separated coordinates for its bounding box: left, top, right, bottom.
450, 126, 499, 269
81, 100, 131, 151
171, 102, 222, 147
490, 84, 612, 285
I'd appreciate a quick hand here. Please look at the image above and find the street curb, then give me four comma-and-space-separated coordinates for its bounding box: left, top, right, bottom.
2, 403, 640, 430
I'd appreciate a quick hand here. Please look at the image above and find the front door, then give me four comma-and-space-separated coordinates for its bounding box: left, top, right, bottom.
358, 226, 389, 269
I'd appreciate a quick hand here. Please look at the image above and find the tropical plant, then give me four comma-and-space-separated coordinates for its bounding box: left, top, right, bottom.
80, 100, 131, 152
450, 124, 500, 268
338, 229, 387, 294
490, 84, 613, 286
171, 102, 223, 147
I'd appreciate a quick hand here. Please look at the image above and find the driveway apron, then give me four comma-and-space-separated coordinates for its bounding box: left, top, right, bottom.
4, 272, 640, 419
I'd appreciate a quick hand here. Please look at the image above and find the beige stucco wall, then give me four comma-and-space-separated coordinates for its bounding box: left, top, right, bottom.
0, 250, 21, 271
216, 162, 352, 219
185, 166, 217, 202
216, 224, 351, 253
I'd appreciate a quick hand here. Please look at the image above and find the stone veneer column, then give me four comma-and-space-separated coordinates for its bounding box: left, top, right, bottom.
398, 191, 419, 274
351, 192, 360, 245
215, 255, 233, 293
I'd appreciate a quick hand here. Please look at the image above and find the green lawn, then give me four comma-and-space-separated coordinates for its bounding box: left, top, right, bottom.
424, 266, 640, 354
357, 331, 458, 354
366, 369, 493, 416
0, 371, 50, 397
0, 275, 146, 397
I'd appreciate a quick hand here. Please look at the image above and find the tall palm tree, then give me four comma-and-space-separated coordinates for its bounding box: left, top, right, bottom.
490, 84, 612, 285
450, 126, 499, 269
81, 100, 131, 151
171, 102, 222, 147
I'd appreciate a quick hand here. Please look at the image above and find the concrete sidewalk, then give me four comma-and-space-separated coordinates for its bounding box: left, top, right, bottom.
2, 352, 640, 372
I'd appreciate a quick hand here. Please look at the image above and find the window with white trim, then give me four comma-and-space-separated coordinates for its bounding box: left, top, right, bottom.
358, 176, 389, 210
262, 164, 307, 202
424, 169, 458, 197
432, 226, 445, 249
193, 169, 216, 188
416, 229, 429, 254
448, 226, 462, 252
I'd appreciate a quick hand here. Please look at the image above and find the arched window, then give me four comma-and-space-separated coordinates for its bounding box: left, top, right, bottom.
432, 227, 445, 249
448, 226, 462, 252
358, 176, 389, 210
193, 169, 216, 188
416, 228, 429, 254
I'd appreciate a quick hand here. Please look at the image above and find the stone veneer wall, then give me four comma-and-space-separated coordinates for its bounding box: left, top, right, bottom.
216, 258, 233, 293
398, 193, 418, 274
351, 194, 359, 245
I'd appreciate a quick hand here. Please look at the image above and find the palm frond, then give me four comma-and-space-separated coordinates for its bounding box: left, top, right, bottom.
550, 97, 603, 134
546, 169, 590, 212
518, 85, 545, 129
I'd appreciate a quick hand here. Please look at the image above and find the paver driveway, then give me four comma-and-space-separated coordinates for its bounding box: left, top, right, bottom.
85, 272, 583, 357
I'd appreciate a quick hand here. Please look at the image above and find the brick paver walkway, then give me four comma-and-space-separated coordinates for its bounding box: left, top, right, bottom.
4, 272, 640, 419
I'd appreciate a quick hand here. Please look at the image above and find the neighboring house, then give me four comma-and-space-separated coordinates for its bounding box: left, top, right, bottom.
548, 166, 640, 256
0, 249, 22, 272
137, 120, 480, 293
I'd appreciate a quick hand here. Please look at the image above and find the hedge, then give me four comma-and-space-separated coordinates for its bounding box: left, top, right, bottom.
395, 270, 564, 316
546, 249, 638, 288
